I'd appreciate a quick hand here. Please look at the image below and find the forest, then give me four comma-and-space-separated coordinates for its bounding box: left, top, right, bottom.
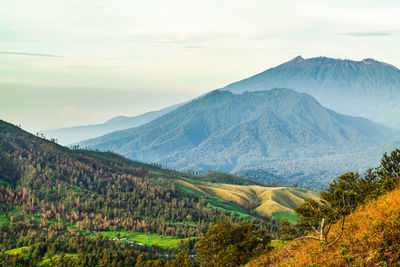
0, 120, 276, 266
1, 119, 399, 266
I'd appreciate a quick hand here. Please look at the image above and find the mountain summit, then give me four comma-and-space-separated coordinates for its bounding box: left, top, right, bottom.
223, 56, 400, 126
79, 89, 398, 189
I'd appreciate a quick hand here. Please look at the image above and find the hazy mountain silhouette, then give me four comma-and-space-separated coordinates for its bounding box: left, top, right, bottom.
78, 89, 399, 189
43, 103, 183, 145
223, 56, 400, 127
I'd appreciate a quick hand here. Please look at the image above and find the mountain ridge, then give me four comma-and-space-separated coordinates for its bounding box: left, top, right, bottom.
222, 56, 400, 126
78, 88, 399, 189
43, 102, 184, 145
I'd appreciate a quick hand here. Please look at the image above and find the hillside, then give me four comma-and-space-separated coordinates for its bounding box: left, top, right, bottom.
0, 119, 322, 263
78, 89, 398, 189
0, 119, 276, 232
1, 119, 294, 265
177, 179, 319, 223
248, 186, 400, 266
43, 103, 183, 145
223, 56, 400, 127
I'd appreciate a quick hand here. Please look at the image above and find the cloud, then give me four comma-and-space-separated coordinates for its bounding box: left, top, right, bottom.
68, 65, 126, 70
341, 31, 392, 37
0, 51, 63, 58
184, 45, 204, 49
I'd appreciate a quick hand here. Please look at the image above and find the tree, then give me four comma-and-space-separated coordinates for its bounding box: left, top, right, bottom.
293, 172, 361, 247
194, 219, 271, 267
165, 250, 192, 267
377, 148, 400, 192
279, 218, 299, 241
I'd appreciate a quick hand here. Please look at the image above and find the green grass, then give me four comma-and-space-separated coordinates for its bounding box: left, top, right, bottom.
206, 196, 255, 219
176, 181, 257, 220
270, 239, 287, 249
5, 246, 30, 256
0, 213, 9, 222
38, 253, 78, 266
0, 177, 10, 186
89, 230, 193, 249
292, 188, 308, 194
271, 210, 297, 224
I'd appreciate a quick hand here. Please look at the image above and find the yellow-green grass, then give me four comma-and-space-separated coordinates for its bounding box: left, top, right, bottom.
177, 180, 256, 219
177, 180, 319, 223
38, 254, 78, 266
89, 230, 193, 249
5, 246, 30, 256
270, 239, 287, 249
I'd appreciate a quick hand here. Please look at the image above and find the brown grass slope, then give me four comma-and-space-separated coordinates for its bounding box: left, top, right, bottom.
247, 188, 400, 266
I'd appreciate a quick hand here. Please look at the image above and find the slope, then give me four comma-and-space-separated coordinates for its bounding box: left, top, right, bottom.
1, 119, 314, 243
176, 180, 319, 224
223, 56, 400, 126
248, 187, 400, 266
43, 102, 183, 145
78, 89, 398, 189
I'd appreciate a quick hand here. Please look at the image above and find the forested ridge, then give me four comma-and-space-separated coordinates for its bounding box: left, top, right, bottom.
3, 118, 398, 266
0, 120, 277, 266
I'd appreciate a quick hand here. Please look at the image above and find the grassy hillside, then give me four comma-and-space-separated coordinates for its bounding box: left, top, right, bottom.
177, 181, 319, 224
248, 187, 400, 266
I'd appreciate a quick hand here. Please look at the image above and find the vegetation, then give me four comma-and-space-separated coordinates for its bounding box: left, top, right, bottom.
248, 148, 400, 266
0, 120, 282, 266
177, 180, 319, 223
5, 118, 398, 266
194, 219, 271, 267
78, 89, 399, 191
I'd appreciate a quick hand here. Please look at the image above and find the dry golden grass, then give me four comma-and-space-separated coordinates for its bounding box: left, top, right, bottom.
199, 185, 254, 207
186, 183, 319, 217
247, 188, 400, 266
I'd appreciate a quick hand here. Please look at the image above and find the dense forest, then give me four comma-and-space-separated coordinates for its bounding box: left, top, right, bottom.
0, 120, 277, 266
1, 119, 399, 266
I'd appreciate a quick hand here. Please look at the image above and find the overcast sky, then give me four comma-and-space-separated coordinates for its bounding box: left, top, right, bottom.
1, 0, 400, 132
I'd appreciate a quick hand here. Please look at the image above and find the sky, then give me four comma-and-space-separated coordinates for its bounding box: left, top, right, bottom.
1, 0, 400, 132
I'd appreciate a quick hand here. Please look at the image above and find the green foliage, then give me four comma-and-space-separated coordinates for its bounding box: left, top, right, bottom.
194, 219, 271, 267
0, 120, 279, 265
279, 218, 299, 241
271, 211, 296, 225
377, 149, 400, 192
165, 250, 192, 267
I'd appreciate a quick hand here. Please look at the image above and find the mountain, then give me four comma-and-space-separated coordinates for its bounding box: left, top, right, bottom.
223, 56, 400, 127
43, 102, 183, 145
78, 89, 399, 189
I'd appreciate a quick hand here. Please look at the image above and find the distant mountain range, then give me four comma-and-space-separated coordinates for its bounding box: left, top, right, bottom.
47, 56, 400, 146
43, 103, 183, 145
78, 89, 399, 189
223, 56, 400, 127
